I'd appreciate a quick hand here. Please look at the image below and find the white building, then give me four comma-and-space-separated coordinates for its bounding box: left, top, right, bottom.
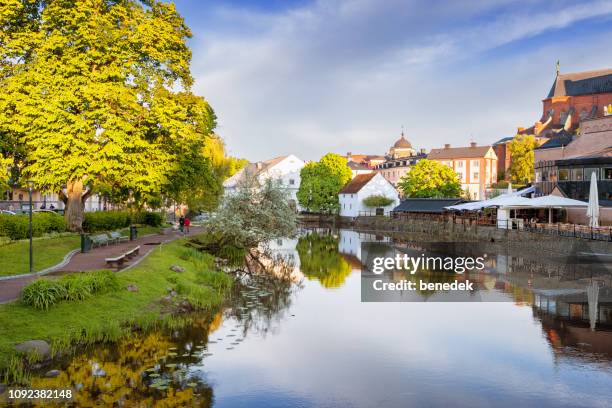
223, 154, 305, 211
338, 172, 399, 217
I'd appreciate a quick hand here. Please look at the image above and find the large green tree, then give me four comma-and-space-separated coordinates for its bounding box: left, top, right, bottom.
508, 134, 537, 184
297, 153, 351, 213
0, 0, 216, 230
398, 159, 461, 198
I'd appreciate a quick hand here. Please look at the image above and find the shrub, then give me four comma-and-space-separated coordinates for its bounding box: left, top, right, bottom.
83, 211, 130, 232
0, 213, 67, 240
21, 271, 121, 309
362, 195, 394, 208
62, 275, 93, 301
83, 211, 163, 232
21, 279, 67, 310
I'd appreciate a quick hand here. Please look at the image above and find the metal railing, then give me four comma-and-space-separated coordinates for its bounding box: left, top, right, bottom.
386, 212, 612, 242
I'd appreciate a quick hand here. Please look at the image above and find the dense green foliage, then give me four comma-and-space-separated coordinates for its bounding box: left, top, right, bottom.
0, 213, 66, 240
82, 211, 163, 232
362, 195, 394, 207
0, 0, 223, 230
398, 159, 462, 198
296, 233, 351, 288
508, 134, 538, 184
297, 153, 352, 213
21, 271, 120, 310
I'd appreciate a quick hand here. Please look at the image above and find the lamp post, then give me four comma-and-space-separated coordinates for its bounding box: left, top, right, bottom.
27, 180, 34, 273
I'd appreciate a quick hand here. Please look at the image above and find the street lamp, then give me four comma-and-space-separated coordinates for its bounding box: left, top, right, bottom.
27, 180, 34, 273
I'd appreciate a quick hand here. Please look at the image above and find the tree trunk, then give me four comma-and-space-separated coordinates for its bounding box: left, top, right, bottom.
65, 180, 86, 232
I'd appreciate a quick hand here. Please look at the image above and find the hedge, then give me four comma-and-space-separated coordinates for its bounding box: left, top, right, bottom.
0, 213, 67, 240
0, 211, 164, 239
83, 211, 163, 233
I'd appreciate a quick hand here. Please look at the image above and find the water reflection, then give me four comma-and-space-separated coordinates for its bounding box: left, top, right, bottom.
19, 228, 612, 407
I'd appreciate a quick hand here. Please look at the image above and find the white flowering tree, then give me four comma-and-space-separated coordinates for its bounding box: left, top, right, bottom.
202, 175, 297, 252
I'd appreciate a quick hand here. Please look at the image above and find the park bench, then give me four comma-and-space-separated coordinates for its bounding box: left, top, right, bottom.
105, 246, 140, 270
125, 245, 140, 259
92, 234, 111, 247
109, 231, 129, 243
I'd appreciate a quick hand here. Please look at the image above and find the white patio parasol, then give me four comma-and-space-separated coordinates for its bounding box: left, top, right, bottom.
507, 183, 512, 195
586, 171, 599, 228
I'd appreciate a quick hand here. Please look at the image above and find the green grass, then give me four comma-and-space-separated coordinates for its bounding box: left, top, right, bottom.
0, 235, 80, 277
0, 239, 232, 382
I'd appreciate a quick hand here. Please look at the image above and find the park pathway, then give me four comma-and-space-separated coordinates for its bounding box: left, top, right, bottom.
0, 227, 202, 304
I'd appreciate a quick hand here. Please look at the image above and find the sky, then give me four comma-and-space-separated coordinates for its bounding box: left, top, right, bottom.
172, 0, 612, 161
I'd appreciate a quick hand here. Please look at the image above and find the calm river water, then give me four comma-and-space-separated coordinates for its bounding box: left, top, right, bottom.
27, 228, 612, 407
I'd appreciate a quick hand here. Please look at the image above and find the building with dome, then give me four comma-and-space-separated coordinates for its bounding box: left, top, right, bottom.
375, 132, 426, 188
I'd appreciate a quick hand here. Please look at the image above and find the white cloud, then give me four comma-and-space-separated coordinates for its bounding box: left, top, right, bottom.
188, 0, 612, 161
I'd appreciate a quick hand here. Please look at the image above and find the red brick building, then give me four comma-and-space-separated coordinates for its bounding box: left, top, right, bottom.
523, 68, 612, 136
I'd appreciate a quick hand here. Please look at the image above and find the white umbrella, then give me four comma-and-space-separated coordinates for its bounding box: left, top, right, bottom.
507, 183, 512, 195
586, 172, 599, 228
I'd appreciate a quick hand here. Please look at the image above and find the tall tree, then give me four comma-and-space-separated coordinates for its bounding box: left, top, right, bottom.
0, 0, 215, 230
296, 153, 351, 213
398, 159, 461, 198
508, 134, 537, 184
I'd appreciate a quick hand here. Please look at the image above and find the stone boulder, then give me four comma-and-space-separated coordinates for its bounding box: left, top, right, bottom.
170, 265, 185, 273
127, 284, 139, 292
45, 369, 60, 378
14, 340, 51, 359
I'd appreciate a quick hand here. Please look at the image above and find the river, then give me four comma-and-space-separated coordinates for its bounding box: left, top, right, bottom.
26, 228, 612, 407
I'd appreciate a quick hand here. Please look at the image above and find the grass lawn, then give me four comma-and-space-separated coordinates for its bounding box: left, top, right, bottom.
0, 235, 81, 277
0, 238, 232, 380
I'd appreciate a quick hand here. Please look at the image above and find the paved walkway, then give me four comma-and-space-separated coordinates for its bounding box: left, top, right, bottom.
0, 227, 202, 304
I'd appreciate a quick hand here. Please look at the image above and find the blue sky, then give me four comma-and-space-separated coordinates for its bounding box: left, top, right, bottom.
172, 0, 612, 161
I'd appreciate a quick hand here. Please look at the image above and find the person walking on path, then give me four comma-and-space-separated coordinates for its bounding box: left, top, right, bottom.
178, 215, 185, 233
184, 216, 191, 234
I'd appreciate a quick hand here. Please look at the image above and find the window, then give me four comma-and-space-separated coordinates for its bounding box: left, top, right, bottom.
585, 168, 599, 180
289, 179, 295, 185
558, 169, 569, 181
471, 160, 479, 168
456, 161, 464, 168
572, 168, 583, 181
605, 168, 612, 180
457, 172, 463, 180
472, 172, 479, 181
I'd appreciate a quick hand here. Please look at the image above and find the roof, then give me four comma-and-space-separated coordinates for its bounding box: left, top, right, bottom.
428, 145, 493, 160
392, 198, 465, 214
223, 155, 298, 187
493, 137, 514, 145
556, 147, 612, 165
347, 154, 385, 163
547, 68, 612, 98
347, 161, 371, 170
393, 134, 412, 149
339, 173, 378, 194
535, 130, 574, 150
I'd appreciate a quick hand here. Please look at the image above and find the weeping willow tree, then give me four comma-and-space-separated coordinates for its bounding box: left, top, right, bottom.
0, 0, 218, 230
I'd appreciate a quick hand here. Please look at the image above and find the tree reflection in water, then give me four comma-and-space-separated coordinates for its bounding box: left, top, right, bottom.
296, 232, 351, 288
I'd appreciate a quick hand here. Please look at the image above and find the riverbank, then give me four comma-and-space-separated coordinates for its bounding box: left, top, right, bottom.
0, 237, 233, 384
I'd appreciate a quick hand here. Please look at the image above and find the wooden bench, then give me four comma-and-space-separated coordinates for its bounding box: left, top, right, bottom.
105, 254, 126, 269
110, 231, 129, 243
105, 246, 140, 270
124, 246, 140, 259
92, 234, 111, 247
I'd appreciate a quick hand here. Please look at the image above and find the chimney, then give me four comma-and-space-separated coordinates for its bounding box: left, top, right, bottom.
444, 144, 451, 149
347, 152, 352, 161
256, 162, 263, 169
470, 142, 477, 148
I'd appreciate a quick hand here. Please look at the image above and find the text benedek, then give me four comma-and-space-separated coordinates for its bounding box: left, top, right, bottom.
373, 280, 474, 291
